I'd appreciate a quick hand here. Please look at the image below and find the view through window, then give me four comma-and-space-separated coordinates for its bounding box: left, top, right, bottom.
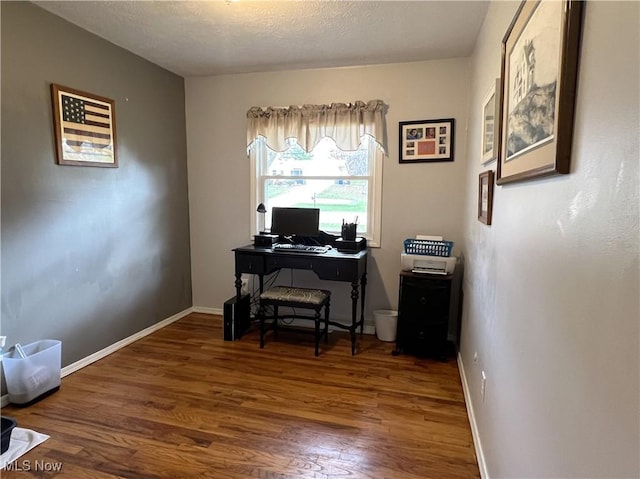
254, 135, 381, 243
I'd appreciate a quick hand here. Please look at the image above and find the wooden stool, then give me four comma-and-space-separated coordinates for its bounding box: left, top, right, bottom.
258, 286, 331, 357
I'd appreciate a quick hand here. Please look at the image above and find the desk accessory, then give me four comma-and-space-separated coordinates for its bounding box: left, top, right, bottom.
254, 234, 278, 247
336, 237, 366, 253
341, 219, 358, 241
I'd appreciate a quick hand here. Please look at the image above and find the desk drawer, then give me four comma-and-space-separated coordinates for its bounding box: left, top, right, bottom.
265, 256, 358, 282
236, 254, 265, 274
266, 256, 315, 272
314, 259, 357, 281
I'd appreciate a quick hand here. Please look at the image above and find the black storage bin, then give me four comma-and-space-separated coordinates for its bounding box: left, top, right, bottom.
1, 416, 17, 454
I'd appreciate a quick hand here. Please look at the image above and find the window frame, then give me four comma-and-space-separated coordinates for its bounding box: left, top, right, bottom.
249, 136, 383, 247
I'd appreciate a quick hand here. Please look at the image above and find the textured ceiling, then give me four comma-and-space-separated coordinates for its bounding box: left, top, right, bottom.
34, 0, 490, 77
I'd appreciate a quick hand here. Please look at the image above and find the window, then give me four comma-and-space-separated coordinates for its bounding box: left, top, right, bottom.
250, 135, 383, 246
247, 100, 386, 246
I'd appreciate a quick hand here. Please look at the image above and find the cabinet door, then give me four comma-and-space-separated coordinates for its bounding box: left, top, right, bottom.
400, 276, 451, 324
398, 322, 448, 357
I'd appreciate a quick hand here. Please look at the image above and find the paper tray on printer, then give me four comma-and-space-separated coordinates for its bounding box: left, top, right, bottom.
412, 267, 448, 275
401, 253, 456, 275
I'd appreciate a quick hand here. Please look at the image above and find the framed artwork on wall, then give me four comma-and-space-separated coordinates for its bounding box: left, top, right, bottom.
478, 170, 494, 225
51, 84, 118, 167
399, 118, 455, 163
481, 78, 500, 164
496, 0, 584, 184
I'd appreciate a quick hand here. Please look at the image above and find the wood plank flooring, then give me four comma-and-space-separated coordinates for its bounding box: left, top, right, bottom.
1, 313, 479, 478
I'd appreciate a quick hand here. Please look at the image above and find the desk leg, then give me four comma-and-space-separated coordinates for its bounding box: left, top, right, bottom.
350, 281, 359, 355
234, 273, 242, 300
360, 272, 367, 335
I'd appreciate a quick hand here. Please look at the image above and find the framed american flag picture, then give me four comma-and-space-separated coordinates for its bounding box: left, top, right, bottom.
51, 84, 118, 167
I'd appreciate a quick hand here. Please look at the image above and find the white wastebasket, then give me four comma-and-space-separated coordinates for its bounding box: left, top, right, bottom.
374, 310, 398, 342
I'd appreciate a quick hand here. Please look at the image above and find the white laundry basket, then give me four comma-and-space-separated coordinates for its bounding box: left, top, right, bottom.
374, 310, 398, 342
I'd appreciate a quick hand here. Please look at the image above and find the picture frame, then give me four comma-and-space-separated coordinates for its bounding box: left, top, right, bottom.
399, 118, 455, 163
496, 0, 584, 185
478, 170, 494, 225
51, 84, 118, 167
481, 78, 501, 164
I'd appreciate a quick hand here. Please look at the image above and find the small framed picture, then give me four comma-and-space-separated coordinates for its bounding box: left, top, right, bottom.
478, 170, 495, 225
399, 118, 455, 163
481, 79, 500, 164
51, 84, 118, 167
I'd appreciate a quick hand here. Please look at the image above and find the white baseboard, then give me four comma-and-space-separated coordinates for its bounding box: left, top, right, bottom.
458, 352, 489, 479
60, 307, 194, 377
192, 306, 223, 316
0, 307, 194, 408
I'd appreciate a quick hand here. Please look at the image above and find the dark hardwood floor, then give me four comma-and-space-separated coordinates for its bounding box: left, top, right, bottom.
2, 313, 479, 478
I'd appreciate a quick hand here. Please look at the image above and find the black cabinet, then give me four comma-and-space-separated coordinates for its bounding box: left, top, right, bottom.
395, 271, 461, 359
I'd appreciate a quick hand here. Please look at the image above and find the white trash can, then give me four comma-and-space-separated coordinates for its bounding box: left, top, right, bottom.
374, 310, 398, 342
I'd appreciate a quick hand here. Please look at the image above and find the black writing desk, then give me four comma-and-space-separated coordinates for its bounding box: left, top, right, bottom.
233, 245, 368, 354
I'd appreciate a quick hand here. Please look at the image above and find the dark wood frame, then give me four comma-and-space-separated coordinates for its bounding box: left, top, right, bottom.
496, 0, 584, 184
478, 170, 494, 225
51, 84, 118, 167
399, 118, 455, 163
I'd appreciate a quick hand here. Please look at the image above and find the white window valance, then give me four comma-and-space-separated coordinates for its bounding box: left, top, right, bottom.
246, 100, 387, 153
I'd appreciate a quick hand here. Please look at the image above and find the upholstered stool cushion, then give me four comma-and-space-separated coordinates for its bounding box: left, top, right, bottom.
260, 286, 330, 305
258, 286, 331, 356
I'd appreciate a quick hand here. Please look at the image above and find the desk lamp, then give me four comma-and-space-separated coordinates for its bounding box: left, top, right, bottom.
254, 203, 278, 247
257, 203, 267, 233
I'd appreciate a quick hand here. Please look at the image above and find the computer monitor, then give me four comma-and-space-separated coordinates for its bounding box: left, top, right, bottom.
270, 207, 320, 237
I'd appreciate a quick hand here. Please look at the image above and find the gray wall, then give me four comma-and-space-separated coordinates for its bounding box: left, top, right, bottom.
1, 2, 192, 367
461, 1, 639, 477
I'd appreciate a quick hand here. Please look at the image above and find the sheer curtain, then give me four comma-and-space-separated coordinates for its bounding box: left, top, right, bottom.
246, 100, 387, 153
